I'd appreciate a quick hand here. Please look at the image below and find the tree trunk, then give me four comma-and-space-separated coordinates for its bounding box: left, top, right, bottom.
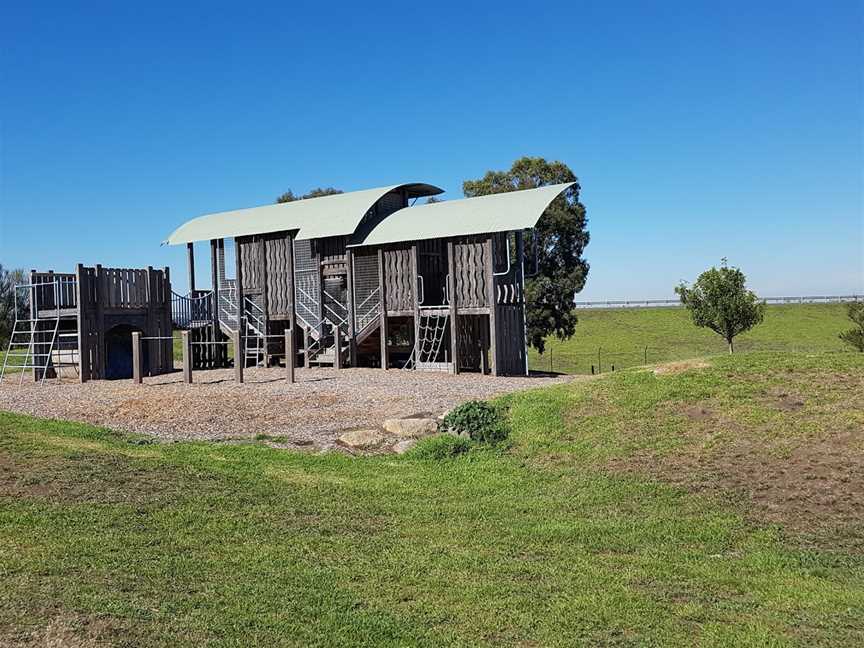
728, 338, 734, 354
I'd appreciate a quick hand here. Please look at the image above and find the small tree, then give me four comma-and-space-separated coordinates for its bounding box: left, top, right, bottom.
839, 302, 864, 352
675, 260, 765, 353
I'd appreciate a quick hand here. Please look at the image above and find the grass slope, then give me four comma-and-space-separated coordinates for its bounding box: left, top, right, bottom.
529, 303, 851, 373
2, 352, 863, 646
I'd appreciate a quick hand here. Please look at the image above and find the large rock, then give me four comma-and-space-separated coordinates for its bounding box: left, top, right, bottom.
337, 429, 386, 450
391, 439, 418, 455
382, 417, 439, 438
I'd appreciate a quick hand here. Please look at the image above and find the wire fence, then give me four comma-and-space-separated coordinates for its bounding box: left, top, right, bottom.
574, 295, 862, 309
530, 344, 856, 375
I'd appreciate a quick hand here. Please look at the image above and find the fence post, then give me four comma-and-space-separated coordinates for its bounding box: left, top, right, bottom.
182, 331, 192, 384
597, 347, 602, 374
334, 326, 342, 370
644, 346, 648, 365
132, 331, 142, 384
285, 328, 295, 383
235, 330, 244, 384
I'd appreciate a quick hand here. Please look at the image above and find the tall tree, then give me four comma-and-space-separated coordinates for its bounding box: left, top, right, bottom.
463, 157, 589, 353
838, 301, 864, 352
276, 187, 343, 203
675, 259, 765, 353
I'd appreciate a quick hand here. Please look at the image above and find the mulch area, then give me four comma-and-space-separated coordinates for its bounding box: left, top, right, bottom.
0, 367, 575, 451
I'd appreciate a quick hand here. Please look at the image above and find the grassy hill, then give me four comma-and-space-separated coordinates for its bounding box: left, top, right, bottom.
529, 302, 852, 374
2, 351, 862, 646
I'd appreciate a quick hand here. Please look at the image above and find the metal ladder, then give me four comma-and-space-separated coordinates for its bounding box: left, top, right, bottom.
0, 280, 78, 385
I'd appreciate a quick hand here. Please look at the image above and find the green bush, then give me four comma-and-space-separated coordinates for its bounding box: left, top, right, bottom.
441, 400, 509, 444
408, 435, 472, 460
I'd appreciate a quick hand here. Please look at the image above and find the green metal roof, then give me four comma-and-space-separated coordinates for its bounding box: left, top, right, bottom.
165, 183, 442, 245
348, 183, 575, 247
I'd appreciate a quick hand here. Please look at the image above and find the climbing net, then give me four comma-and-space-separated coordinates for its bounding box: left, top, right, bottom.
403, 311, 449, 370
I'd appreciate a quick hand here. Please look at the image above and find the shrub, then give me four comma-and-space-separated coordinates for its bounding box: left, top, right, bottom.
408, 435, 472, 460
441, 400, 509, 444
839, 302, 864, 352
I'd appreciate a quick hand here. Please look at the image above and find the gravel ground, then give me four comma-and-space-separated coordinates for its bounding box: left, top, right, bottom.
0, 367, 578, 451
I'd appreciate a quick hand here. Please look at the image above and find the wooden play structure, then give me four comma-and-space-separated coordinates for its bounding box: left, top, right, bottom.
3, 180, 573, 384
168, 182, 574, 377
0, 266, 173, 383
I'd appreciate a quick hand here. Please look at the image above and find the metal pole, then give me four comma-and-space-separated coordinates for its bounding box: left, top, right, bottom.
132, 331, 142, 384
285, 328, 295, 384
182, 331, 192, 384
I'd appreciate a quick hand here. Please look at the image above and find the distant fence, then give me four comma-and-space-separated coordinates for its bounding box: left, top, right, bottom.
574, 295, 862, 309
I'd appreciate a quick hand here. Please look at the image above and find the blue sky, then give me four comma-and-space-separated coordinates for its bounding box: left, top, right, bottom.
1, 1, 861, 298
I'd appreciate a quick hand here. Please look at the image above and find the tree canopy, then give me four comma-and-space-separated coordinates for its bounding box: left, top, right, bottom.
463, 156, 590, 353
675, 260, 765, 353
0, 265, 27, 347
838, 302, 864, 352
276, 187, 343, 203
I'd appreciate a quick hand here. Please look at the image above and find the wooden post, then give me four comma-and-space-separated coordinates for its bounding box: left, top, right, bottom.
132, 331, 143, 384
234, 330, 244, 384
257, 236, 270, 366
210, 239, 221, 368
186, 242, 196, 293
285, 328, 295, 383
411, 243, 420, 367
182, 331, 192, 384
286, 233, 297, 364
377, 249, 389, 370
75, 263, 89, 383
480, 335, 489, 375
485, 237, 498, 376
95, 264, 105, 379
345, 248, 356, 367
334, 325, 342, 370
447, 240, 459, 374
303, 326, 311, 368
515, 230, 528, 375
234, 236, 245, 333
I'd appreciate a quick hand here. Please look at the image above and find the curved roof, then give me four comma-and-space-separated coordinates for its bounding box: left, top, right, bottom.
349, 182, 575, 247
165, 183, 442, 245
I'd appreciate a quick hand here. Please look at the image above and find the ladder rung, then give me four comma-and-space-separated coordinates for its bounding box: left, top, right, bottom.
58, 333, 79, 338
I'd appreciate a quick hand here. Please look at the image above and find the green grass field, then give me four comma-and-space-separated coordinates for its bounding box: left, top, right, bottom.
2, 351, 863, 646
528, 303, 852, 374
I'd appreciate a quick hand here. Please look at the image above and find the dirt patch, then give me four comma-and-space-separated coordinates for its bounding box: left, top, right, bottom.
683, 405, 714, 421
0, 613, 124, 648
616, 430, 864, 550
652, 359, 710, 376
766, 390, 805, 412
0, 447, 216, 505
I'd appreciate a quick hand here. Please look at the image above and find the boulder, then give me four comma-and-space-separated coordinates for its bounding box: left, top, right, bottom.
337, 429, 386, 450
382, 417, 439, 438
391, 439, 418, 455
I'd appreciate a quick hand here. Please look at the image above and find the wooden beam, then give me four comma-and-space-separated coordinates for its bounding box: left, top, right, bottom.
447, 240, 459, 374
132, 331, 142, 384
515, 230, 528, 375
285, 328, 295, 383
485, 236, 498, 376
345, 248, 356, 367
182, 331, 192, 384
234, 330, 244, 383
234, 237, 245, 333
377, 248, 389, 370
186, 242, 196, 293
304, 326, 311, 369
411, 243, 420, 367
210, 238, 220, 366
75, 263, 89, 383
334, 325, 342, 370
286, 233, 297, 367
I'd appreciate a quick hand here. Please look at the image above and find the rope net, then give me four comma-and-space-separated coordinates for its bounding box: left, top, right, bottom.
403, 312, 449, 370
